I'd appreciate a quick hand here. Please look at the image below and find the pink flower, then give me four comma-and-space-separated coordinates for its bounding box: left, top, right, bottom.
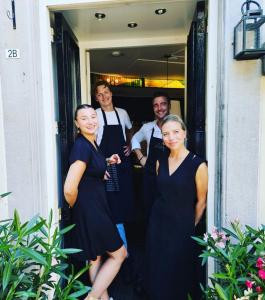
220, 232, 228, 241
256, 286, 263, 293
258, 269, 265, 280
245, 280, 253, 288
215, 241, 225, 248
211, 227, 218, 240
256, 257, 264, 269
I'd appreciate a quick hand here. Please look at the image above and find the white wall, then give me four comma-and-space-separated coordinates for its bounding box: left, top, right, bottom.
219, 0, 265, 227
0, 0, 45, 221
0, 75, 8, 219
257, 61, 265, 226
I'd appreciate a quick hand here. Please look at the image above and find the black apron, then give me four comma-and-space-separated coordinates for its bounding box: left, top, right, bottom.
99, 108, 134, 223
143, 127, 164, 217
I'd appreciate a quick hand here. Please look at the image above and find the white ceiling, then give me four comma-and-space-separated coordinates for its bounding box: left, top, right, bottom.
60, 0, 199, 79
88, 44, 185, 80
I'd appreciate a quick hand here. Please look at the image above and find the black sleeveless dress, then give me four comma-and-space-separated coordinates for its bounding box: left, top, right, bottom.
67, 135, 123, 262
145, 151, 205, 300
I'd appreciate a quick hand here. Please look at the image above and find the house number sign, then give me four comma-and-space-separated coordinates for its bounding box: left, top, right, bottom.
5, 49, 20, 59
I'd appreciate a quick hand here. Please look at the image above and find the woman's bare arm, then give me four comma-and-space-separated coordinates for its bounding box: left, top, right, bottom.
195, 163, 208, 226
64, 160, 86, 207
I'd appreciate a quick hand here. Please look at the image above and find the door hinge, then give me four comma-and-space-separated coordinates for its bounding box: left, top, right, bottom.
54, 121, 59, 135
50, 27, 55, 43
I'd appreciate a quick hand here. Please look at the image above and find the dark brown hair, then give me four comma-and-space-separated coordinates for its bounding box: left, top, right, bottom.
152, 91, 170, 105
74, 104, 93, 120
93, 80, 112, 96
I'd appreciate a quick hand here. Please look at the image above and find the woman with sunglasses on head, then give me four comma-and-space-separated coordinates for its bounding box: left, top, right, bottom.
145, 114, 208, 300
64, 104, 127, 300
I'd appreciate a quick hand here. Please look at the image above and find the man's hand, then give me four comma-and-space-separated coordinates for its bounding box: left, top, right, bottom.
123, 145, 131, 156
139, 156, 147, 167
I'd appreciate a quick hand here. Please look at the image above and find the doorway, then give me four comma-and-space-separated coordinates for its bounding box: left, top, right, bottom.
47, 0, 208, 299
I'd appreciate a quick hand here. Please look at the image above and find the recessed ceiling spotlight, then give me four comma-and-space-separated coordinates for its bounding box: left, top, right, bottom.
95, 12, 106, 20
128, 22, 138, 28
111, 50, 123, 57
155, 8, 167, 15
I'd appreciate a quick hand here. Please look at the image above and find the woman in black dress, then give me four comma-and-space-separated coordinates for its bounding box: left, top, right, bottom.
145, 114, 208, 300
64, 104, 127, 300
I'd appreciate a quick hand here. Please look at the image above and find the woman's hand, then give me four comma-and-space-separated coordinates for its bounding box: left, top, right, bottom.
103, 170, 111, 180
107, 154, 121, 165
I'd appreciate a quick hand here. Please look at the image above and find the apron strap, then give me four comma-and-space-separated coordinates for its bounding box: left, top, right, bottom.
150, 127, 155, 140
101, 108, 108, 125
101, 108, 121, 125
114, 108, 121, 125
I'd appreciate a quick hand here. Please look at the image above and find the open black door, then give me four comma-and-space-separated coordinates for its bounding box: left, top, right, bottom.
187, 1, 206, 157
52, 13, 81, 227
186, 1, 207, 299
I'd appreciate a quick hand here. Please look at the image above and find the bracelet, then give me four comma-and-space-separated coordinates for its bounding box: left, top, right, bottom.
139, 155, 144, 161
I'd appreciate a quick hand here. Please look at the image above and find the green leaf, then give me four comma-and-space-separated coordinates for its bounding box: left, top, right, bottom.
213, 273, 229, 279
48, 209, 53, 229
68, 286, 90, 298
222, 228, 238, 239
13, 210, 21, 232
5, 273, 25, 300
192, 236, 207, 246
2, 261, 12, 291
187, 293, 192, 300
58, 224, 76, 236
72, 264, 90, 281
0, 244, 11, 251
20, 247, 48, 266
60, 248, 82, 254
245, 225, 258, 234
15, 291, 37, 298
24, 220, 45, 236
0, 192, 11, 198
215, 283, 229, 300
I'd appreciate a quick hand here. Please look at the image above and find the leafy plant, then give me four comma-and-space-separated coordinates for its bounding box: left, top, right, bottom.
0, 193, 90, 299
193, 220, 265, 300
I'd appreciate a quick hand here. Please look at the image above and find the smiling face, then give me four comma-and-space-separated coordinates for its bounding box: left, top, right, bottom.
162, 120, 186, 151
153, 96, 170, 121
75, 107, 98, 136
95, 84, 113, 109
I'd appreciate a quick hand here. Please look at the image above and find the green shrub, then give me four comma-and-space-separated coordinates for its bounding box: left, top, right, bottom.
193, 220, 265, 300
0, 193, 90, 299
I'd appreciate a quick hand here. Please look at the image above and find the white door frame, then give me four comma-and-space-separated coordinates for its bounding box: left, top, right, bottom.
39, 0, 217, 236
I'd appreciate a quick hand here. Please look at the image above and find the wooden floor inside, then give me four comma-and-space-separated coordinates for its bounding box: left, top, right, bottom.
109, 222, 148, 300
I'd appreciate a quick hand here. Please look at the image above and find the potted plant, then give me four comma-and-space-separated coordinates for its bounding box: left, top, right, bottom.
193, 220, 265, 299
0, 192, 90, 299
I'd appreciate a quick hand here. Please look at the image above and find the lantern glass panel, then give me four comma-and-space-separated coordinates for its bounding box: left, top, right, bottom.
245, 18, 258, 49
235, 21, 244, 56
260, 20, 265, 49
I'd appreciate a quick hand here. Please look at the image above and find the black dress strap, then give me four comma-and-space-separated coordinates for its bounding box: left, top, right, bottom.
101, 108, 121, 125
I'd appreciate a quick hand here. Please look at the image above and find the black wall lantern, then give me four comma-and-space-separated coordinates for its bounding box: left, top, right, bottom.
234, 0, 265, 60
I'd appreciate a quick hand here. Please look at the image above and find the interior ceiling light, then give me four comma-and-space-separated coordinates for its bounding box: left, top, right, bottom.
111, 50, 122, 57
155, 8, 167, 15
95, 12, 106, 20
128, 22, 138, 28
